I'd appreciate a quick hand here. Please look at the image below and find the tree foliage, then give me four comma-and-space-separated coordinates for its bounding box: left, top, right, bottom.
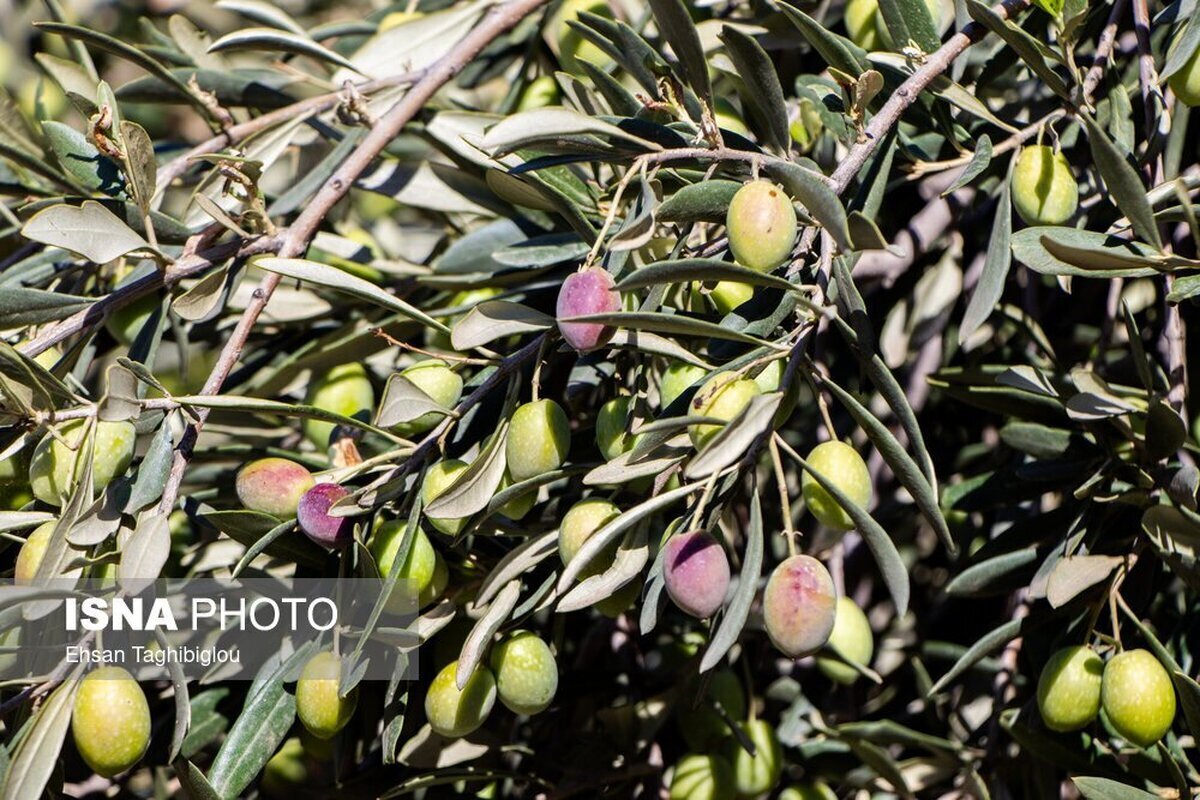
0, 0, 1199, 796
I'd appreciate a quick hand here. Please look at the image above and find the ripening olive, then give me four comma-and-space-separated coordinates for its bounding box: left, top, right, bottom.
297, 483, 354, 548
1102, 649, 1176, 747
490, 630, 559, 715
763, 555, 837, 658
394, 360, 463, 438
1167, 43, 1200, 107
596, 396, 634, 462
303, 363, 375, 448
505, 400, 570, 482
661, 362, 707, 409
726, 181, 797, 273
421, 460, 470, 536
553, 0, 615, 74
29, 419, 136, 506
559, 498, 637, 617
556, 267, 621, 352
670, 753, 736, 800
1011, 145, 1079, 226
296, 651, 358, 740
663, 530, 730, 619
14, 520, 53, 584
677, 669, 746, 752
235, 458, 315, 519
71, 666, 151, 778
689, 372, 762, 450
801, 441, 872, 531
1036, 645, 1102, 732
723, 719, 783, 797
372, 519, 437, 614
425, 660, 497, 738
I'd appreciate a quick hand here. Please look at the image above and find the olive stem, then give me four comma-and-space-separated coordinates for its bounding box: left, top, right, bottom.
768, 436, 795, 550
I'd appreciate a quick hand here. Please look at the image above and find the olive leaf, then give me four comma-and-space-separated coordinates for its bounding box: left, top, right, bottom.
22, 200, 152, 263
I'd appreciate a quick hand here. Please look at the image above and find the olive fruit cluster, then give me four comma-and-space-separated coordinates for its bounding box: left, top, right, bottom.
669, 667, 784, 800
1037, 646, 1176, 747
425, 631, 558, 737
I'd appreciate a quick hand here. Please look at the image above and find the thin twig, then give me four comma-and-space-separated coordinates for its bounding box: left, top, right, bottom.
153, 0, 555, 516
153, 69, 426, 197
789, 0, 1032, 277
1080, 0, 1128, 103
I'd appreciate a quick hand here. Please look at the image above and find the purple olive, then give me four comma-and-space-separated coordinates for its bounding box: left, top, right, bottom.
297, 483, 354, 548
556, 268, 620, 352
663, 531, 730, 619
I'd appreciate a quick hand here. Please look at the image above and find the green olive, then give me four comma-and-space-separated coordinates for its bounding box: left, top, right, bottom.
14, 520, 53, 584
421, 460, 470, 536
726, 181, 797, 272
552, 0, 615, 74
559, 498, 638, 617
71, 666, 151, 778
296, 651, 358, 740
29, 419, 136, 506
303, 363, 375, 448
677, 669, 746, 752
1167, 42, 1200, 107
372, 519, 438, 614
393, 360, 463, 439
104, 294, 159, 347
1011, 145, 1079, 226
801, 441, 872, 531
816, 597, 874, 685
490, 630, 559, 715
689, 372, 761, 450
425, 660, 497, 738
596, 396, 634, 462
723, 719, 782, 797
669, 753, 735, 800
260, 738, 307, 798
1036, 645, 1102, 732
505, 399, 570, 482
661, 362, 708, 409
1101, 649, 1176, 747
